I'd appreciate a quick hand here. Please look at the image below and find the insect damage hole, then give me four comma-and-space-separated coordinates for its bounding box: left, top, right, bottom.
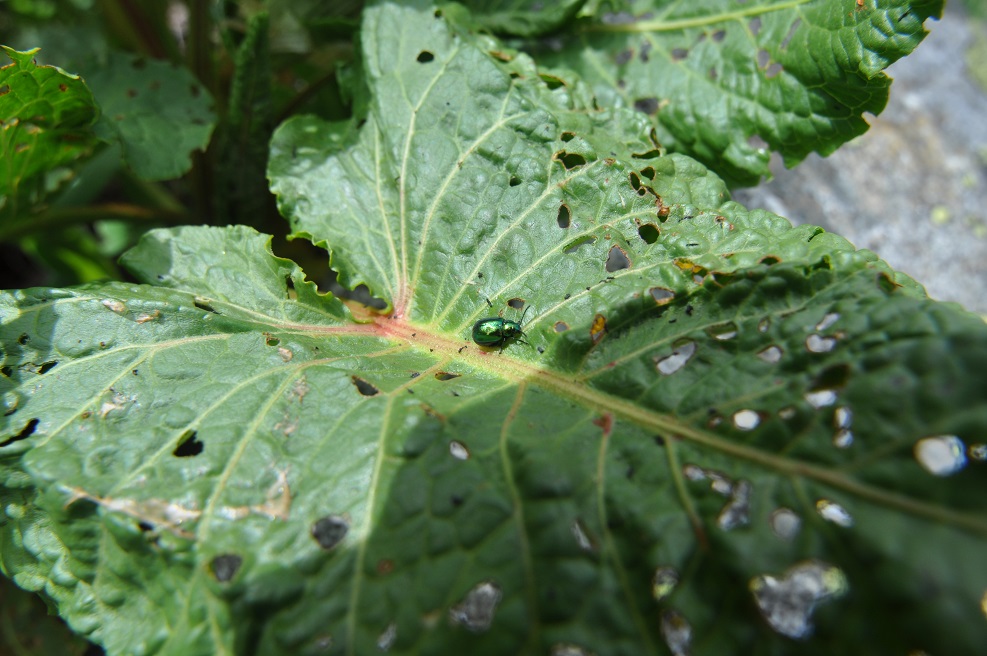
555, 151, 587, 170
0, 417, 39, 448
173, 430, 204, 457
210, 554, 242, 582
557, 203, 572, 228
638, 223, 660, 244
416, 50, 435, 63
605, 245, 631, 272
507, 298, 525, 310
351, 376, 379, 396
312, 515, 349, 550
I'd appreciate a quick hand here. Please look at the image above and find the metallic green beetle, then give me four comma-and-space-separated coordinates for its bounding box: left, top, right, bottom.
471, 307, 530, 351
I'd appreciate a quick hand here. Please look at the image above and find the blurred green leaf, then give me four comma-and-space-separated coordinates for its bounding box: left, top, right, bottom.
0, 46, 98, 222
87, 55, 216, 181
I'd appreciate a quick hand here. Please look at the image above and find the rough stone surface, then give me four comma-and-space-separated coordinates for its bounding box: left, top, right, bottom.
734, 3, 987, 314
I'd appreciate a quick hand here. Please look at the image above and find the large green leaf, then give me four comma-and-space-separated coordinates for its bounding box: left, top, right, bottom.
2, 4, 986, 655
525, 0, 944, 185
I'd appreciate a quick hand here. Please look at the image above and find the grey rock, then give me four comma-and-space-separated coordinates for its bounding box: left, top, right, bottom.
734, 4, 987, 314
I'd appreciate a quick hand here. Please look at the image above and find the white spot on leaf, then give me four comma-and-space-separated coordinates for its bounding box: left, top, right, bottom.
102, 299, 126, 314
571, 520, 594, 551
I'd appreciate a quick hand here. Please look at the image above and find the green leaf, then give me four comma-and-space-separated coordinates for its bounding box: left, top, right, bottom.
0, 46, 99, 220
529, 0, 945, 185
452, 0, 587, 37
86, 54, 216, 181
3, 4, 986, 656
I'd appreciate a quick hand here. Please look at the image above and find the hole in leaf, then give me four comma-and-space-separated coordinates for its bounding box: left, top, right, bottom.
554, 321, 569, 332
707, 322, 737, 340
640, 41, 652, 62
605, 245, 631, 272
733, 410, 760, 430
806, 334, 837, 353
557, 204, 571, 228
560, 131, 575, 142
615, 49, 633, 65
749, 17, 762, 35
649, 287, 674, 305
194, 299, 218, 314
450, 581, 502, 632
748, 134, 769, 150
590, 314, 607, 345
914, 435, 967, 476
507, 298, 525, 309
416, 50, 434, 63
770, 508, 801, 540
629, 171, 642, 191
765, 62, 783, 78
656, 340, 696, 375
449, 440, 470, 460
660, 610, 692, 656
509, 176, 521, 186
638, 223, 660, 244
712, 29, 726, 42
750, 560, 847, 639
0, 418, 39, 448
757, 345, 782, 363
210, 554, 242, 582
17, 333, 29, 345
540, 73, 566, 89
815, 312, 840, 331
652, 567, 679, 601
815, 499, 853, 526
35, 361, 57, 374
173, 430, 204, 457
0, 366, 11, 378
634, 97, 659, 115
0, 85, 10, 96
435, 372, 460, 381
640, 166, 656, 180
351, 376, 379, 396
671, 48, 689, 61
265, 334, 281, 346
757, 49, 771, 68
556, 151, 587, 169
312, 515, 349, 550
563, 235, 596, 253
780, 19, 800, 50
